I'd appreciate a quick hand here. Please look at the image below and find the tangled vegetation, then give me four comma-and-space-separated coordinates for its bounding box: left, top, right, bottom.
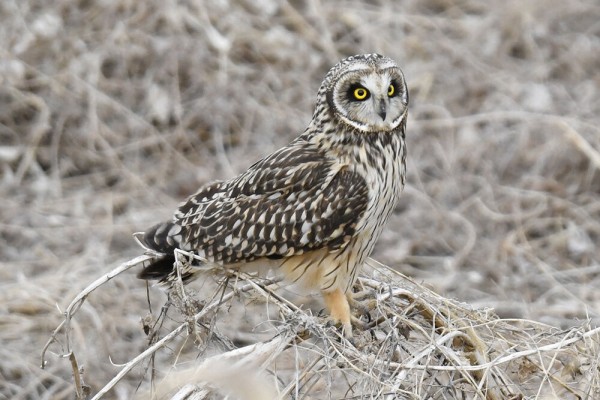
1, 1, 599, 398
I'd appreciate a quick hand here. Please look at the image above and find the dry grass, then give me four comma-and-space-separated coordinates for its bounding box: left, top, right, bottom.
39, 256, 600, 399
1, 0, 599, 399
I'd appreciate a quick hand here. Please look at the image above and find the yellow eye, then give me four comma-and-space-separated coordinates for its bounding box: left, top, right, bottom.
388, 84, 395, 97
353, 87, 369, 100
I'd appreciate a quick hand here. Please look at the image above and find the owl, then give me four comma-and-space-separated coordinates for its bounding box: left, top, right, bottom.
138, 54, 408, 337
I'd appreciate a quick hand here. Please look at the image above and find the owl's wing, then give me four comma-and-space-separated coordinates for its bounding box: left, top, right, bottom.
172, 139, 369, 264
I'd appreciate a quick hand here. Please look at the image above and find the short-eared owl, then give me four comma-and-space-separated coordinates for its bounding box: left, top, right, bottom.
138, 54, 408, 337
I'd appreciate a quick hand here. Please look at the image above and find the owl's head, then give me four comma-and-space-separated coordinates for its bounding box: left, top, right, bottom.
321, 54, 408, 133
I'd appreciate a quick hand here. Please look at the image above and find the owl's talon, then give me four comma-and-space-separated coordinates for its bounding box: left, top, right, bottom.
351, 315, 372, 331
323, 318, 352, 341
348, 291, 377, 322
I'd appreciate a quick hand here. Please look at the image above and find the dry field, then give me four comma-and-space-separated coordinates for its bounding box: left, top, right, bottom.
1, 1, 600, 399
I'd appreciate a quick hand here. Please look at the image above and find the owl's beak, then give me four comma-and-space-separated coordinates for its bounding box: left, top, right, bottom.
377, 99, 387, 121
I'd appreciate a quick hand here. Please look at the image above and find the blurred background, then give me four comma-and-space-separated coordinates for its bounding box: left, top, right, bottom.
1, 0, 599, 398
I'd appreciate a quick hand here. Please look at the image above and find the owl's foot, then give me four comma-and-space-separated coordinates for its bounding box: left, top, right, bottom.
323, 288, 383, 338
322, 288, 353, 338
348, 290, 378, 330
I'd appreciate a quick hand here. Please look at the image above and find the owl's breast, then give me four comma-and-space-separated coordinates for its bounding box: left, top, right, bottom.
353, 133, 406, 234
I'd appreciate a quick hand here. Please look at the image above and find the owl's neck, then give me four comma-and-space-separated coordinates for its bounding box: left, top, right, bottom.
303, 119, 405, 170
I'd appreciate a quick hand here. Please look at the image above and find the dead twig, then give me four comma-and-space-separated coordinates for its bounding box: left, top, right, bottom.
41, 255, 153, 369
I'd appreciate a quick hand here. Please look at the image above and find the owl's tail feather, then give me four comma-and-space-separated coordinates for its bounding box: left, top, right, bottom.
137, 255, 177, 281
136, 221, 179, 282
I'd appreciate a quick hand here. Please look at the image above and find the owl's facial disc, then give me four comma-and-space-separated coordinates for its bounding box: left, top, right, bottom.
328, 63, 408, 133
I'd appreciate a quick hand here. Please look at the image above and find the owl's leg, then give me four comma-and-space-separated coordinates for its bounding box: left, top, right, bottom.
322, 288, 352, 338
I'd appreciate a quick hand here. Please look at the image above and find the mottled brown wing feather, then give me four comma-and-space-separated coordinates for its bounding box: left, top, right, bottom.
172, 138, 369, 264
